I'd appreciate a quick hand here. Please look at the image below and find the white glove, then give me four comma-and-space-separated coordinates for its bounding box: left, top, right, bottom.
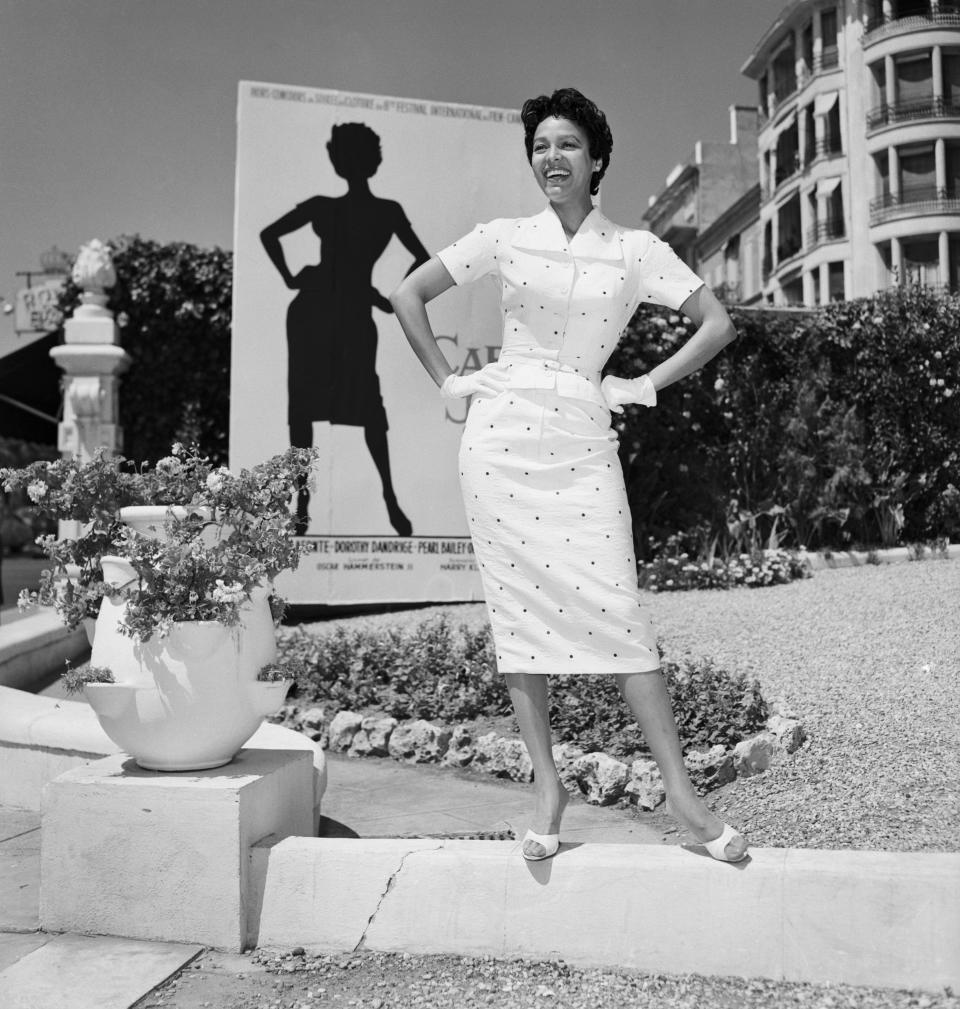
600, 374, 657, 413
439, 370, 509, 400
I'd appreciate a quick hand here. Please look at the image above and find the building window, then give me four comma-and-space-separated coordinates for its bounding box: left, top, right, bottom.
776, 119, 801, 185
772, 45, 797, 105
828, 262, 846, 301
900, 143, 937, 199
777, 194, 803, 262
820, 8, 839, 69
902, 237, 940, 287
946, 53, 960, 115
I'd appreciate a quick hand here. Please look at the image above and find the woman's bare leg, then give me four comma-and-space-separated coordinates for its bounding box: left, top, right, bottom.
503, 672, 569, 857
614, 670, 747, 860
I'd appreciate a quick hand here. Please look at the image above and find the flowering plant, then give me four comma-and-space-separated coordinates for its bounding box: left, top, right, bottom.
1, 443, 318, 641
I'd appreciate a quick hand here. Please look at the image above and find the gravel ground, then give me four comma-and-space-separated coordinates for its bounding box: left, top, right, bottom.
139, 948, 959, 1009
141, 563, 959, 1009
292, 560, 960, 853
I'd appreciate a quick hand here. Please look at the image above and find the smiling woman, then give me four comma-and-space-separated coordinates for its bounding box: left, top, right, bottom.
390, 86, 743, 865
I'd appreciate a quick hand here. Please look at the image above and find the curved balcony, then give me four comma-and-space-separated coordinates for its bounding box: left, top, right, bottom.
869, 183, 960, 224
806, 218, 846, 248
866, 95, 960, 134
862, 6, 960, 48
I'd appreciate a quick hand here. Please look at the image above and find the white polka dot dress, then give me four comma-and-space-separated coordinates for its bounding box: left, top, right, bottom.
436, 205, 703, 675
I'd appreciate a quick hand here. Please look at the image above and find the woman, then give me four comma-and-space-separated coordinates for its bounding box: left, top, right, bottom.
260, 122, 429, 536
390, 88, 747, 864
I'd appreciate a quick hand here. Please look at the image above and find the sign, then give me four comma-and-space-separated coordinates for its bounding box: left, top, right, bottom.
15, 279, 65, 335
232, 82, 543, 603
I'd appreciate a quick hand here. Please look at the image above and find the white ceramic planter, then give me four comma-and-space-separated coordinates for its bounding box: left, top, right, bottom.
85, 534, 289, 771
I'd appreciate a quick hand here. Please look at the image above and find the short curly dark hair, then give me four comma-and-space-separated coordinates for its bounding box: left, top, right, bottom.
520, 88, 613, 196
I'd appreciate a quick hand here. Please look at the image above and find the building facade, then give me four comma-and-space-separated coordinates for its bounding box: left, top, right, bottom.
642, 106, 763, 305
741, 0, 960, 304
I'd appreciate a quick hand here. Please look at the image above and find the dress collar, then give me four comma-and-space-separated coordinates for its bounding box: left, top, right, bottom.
513, 205, 622, 261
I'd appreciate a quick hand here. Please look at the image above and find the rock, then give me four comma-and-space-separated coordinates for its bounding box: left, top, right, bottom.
327, 710, 363, 752
733, 732, 778, 777
348, 715, 398, 756
683, 745, 735, 789
387, 719, 451, 763
275, 703, 302, 729
765, 713, 806, 754
572, 752, 630, 805
440, 725, 476, 767
301, 707, 326, 731
472, 733, 533, 782
551, 742, 585, 793
625, 758, 665, 810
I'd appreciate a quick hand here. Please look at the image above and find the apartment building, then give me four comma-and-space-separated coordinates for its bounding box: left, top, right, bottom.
641, 106, 763, 304
741, 0, 960, 304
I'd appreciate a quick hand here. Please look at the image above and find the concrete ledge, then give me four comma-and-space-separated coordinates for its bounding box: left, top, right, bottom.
0, 610, 89, 691
257, 837, 960, 993
41, 750, 315, 951
0, 685, 327, 830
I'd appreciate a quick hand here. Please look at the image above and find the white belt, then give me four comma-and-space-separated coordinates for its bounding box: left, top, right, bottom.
482, 359, 609, 411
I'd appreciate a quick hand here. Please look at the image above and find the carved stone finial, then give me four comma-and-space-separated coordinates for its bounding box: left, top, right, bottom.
72, 239, 116, 293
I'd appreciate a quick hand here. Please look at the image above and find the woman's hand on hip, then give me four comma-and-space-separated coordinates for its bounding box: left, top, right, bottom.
600, 374, 656, 413
440, 371, 509, 400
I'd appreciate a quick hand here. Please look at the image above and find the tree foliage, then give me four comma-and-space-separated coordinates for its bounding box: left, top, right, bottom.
57, 236, 232, 465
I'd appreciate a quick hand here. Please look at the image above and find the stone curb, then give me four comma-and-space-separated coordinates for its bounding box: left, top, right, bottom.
800, 542, 957, 570
256, 837, 960, 993
276, 704, 807, 809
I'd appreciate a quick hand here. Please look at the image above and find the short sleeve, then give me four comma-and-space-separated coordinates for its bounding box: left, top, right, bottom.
635, 233, 704, 311
436, 220, 501, 285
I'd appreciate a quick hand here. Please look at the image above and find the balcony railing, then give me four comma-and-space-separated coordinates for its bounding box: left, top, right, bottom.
863, 6, 960, 46
866, 95, 960, 132
806, 218, 846, 247
869, 183, 960, 224
814, 47, 839, 72
813, 135, 843, 161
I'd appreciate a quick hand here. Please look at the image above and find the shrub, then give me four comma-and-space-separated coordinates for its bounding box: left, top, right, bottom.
279, 612, 769, 759
606, 286, 960, 554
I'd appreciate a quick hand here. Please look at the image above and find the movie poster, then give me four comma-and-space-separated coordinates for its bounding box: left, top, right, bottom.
231, 82, 542, 603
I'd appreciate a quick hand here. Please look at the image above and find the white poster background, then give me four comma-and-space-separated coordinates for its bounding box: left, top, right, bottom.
231, 82, 544, 602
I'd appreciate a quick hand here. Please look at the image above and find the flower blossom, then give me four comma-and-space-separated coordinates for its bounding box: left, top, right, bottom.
26, 480, 48, 502
212, 579, 246, 605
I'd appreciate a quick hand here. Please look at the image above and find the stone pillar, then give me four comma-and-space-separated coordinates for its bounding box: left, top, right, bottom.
933, 45, 944, 102
798, 110, 808, 168
813, 7, 823, 65
882, 0, 894, 22
935, 137, 947, 194
889, 145, 900, 199
885, 53, 896, 106
49, 240, 130, 464
795, 28, 806, 85
820, 262, 831, 304
803, 271, 818, 305
891, 235, 903, 285
940, 230, 950, 288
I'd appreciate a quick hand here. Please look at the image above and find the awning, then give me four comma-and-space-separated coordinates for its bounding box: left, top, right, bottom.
816, 176, 842, 196
772, 110, 797, 137
814, 91, 839, 115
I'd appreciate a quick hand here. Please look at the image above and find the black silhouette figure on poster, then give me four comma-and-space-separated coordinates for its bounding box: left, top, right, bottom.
260, 122, 429, 536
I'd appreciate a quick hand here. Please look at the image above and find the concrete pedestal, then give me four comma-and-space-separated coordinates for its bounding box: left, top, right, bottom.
40, 748, 313, 951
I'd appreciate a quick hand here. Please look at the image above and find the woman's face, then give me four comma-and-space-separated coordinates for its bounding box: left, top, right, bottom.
530, 116, 597, 207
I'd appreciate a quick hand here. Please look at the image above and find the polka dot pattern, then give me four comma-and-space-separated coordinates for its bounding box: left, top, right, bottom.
435, 206, 703, 676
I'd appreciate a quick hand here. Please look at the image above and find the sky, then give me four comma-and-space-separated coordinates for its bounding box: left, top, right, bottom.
0, 0, 784, 347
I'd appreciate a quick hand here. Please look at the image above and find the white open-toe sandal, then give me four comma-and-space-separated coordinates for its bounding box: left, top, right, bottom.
521, 828, 560, 861
701, 822, 749, 863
